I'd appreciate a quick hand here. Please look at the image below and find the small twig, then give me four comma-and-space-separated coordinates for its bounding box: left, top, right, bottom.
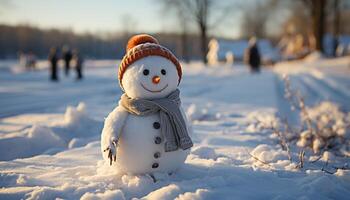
322, 168, 335, 174
283, 76, 315, 134
321, 159, 336, 174
297, 149, 305, 169
309, 155, 322, 163
259, 119, 292, 162
332, 163, 350, 171
321, 163, 350, 175
246, 149, 271, 166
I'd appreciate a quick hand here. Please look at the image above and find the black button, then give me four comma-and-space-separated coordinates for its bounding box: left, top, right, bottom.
153, 122, 160, 129
154, 136, 162, 144
152, 163, 159, 168
154, 152, 161, 159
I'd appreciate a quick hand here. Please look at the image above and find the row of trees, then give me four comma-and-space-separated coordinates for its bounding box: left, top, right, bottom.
161, 0, 236, 63
0, 24, 205, 60
164, 0, 350, 63
299, 0, 347, 53
1, 0, 349, 61
0, 25, 122, 59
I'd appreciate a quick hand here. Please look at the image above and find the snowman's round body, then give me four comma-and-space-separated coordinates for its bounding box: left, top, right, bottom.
116, 113, 189, 174
101, 52, 192, 175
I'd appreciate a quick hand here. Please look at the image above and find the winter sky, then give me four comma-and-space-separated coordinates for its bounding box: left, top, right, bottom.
0, 0, 242, 38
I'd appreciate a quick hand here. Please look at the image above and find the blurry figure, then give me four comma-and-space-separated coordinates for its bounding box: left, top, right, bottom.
332, 36, 339, 57
19, 52, 36, 70
244, 37, 261, 73
19, 52, 28, 69
73, 49, 84, 80
48, 47, 59, 81
62, 45, 73, 76
27, 52, 37, 70
337, 44, 350, 57
225, 52, 234, 65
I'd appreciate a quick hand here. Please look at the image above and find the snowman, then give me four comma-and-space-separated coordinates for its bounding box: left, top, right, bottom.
101, 34, 193, 175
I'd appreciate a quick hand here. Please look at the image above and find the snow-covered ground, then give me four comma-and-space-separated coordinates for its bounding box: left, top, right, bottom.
0, 56, 349, 199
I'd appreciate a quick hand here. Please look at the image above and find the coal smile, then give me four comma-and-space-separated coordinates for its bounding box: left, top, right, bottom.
140, 83, 168, 93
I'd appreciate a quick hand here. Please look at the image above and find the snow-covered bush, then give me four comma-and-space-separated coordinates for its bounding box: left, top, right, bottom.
297, 102, 350, 153
283, 76, 350, 154
246, 112, 280, 133
80, 190, 125, 200
64, 102, 88, 125
191, 146, 218, 160
250, 144, 289, 163
250, 76, 350, 172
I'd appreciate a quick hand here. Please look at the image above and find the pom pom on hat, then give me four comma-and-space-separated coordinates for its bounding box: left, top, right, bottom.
118, 34, 182, 90
126, 34, 159, 52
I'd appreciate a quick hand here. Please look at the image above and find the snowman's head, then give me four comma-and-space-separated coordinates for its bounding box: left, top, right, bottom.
122, 56, 179, 99
118, 34, 182, 99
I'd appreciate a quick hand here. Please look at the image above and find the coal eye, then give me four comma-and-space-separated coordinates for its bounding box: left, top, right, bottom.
143, 69, 149, 76
161, 69, 166, 75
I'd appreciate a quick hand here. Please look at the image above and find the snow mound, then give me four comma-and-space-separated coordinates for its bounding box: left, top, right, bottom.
0, 103, 102, 161
246, 112, 279, 133
64, 102, 88, 125
191, 146, 218, 160
250, 144, 288, 163
175, 188, 210, 200
296, 101, 350, 153
28, 125, 63, 143
27, 125, 66, 151
68, 138, 88, 149
52, 102, 102, 145
303, 51, 323, 62
144, 184, 181, 200
306, 102, 349, 137
0, 124, 66, 160
186, 104, 220, 122
80, 190, 125, 200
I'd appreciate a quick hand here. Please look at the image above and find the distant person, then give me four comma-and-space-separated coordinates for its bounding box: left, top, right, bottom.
19, 52, 28, 69
48, 47, 59, 81
73, 49, 84, 80
62, 45, 73, 76
27, 52, 37, 70
244, 37, 261, 73
332, 36, 339, 57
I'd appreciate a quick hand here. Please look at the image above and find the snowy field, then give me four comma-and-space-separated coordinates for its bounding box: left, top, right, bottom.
0, 56, 350, 199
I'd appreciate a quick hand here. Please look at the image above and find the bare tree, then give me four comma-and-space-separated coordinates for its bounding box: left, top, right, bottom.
333, 0, 341, 38
332, 0, 340, 57
279, 0, 350, 55
161, 0, 235, 64
240, 0, 278, 38
158, 0, 191, 62
179, 11, 190, 63
301, 0, 327, 53
186, 0, 210, 64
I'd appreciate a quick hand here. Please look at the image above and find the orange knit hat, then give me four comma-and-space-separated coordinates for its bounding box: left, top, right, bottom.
118, 34, 182, 89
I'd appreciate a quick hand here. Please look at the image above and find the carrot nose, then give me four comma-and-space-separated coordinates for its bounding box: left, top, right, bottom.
152, 76, 160, 84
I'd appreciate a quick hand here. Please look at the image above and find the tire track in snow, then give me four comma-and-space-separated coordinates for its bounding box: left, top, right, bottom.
298, 75, 350, 110
274, 71, 350, 125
